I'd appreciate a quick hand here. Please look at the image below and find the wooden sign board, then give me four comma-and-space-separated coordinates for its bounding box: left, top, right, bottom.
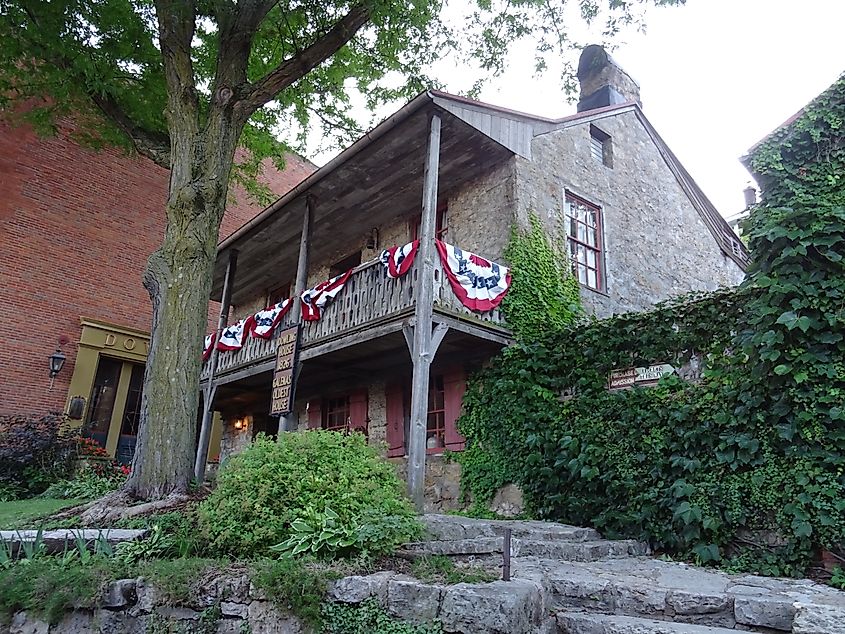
608, 364, 675, 390
270, 325, 300, 416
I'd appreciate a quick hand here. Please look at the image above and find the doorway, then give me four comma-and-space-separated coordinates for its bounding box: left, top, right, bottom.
85, 356, 145, 464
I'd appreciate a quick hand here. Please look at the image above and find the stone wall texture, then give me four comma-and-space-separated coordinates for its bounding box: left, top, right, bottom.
0, 114, 313, 415
513, 110, 745, 319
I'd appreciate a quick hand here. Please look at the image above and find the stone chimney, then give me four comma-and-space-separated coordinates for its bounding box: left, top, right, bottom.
743, 184, 757, 208
576, 45, 641, 112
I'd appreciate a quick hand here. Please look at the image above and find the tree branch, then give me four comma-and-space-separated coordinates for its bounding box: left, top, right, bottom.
88, 92, 171, 168
237, 3, 371, 117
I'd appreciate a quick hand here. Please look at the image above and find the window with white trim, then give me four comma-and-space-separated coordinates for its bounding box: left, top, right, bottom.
565, 193, 604, 291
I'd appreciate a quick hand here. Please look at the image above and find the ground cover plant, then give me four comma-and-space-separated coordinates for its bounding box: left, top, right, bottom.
456, 77, 845, 578
198, 431, 421, 559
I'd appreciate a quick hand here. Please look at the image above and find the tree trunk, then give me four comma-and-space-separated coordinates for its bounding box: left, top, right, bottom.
125, 123, 238, 498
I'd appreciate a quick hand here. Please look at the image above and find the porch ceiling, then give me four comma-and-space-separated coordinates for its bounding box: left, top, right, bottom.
211, 101, 514, 306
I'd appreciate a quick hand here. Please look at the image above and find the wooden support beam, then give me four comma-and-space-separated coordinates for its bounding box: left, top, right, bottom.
195, 249, 238, 482
430, 323, 449, 358
407, 113, 441, 511
279, 198, 313, 433
402, 320, 415, 357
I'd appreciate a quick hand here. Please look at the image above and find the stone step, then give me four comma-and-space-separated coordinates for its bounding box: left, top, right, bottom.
422, 514, 602, 543
513, 538, 648, 560
0, 528, 149, 556
556, 612, 745, 634
520, 557, 845, 632
403, 537, 646, 562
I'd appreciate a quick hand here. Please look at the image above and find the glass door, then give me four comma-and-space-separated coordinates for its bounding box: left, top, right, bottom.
85, 356, 145, 463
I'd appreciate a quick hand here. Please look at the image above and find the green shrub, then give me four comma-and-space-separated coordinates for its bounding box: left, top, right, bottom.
322, 598, 442, 633
0, 414, 78, 499
41, 461, 129, 500
250, 556, 339, 628
198, 432, 420, 558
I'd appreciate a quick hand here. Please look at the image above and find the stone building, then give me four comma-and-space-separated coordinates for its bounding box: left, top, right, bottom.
0, 111, 314, 463
201, 47, 747, 509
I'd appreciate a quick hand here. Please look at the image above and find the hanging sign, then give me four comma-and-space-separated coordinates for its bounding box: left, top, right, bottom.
270, 325, 300, 416
608, 364, 675, 390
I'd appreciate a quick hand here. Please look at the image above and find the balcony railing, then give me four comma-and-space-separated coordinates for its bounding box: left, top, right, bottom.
202, 254, 509, 381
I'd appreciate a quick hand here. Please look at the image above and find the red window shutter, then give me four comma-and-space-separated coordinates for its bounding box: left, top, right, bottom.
307, 400, 322, 429
385, 383, 406, 457
443, 367, 467, 451
349, 389, 369, 434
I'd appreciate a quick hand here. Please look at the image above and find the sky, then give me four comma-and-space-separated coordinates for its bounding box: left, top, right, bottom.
308, 0, 844, 220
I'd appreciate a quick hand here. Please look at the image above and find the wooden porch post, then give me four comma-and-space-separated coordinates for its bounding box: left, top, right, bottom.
278, 196, 312, 433
407, 113, 441, 511
194, 249, 238, 482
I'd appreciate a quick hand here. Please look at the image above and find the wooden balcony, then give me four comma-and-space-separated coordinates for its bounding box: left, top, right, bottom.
201, 255, 510, 383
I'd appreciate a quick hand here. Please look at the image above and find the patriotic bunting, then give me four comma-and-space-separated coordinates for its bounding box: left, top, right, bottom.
202, 333, 216, 361
217, 317, 253, 351
435, 239, 511, 312
250, 298, 292, 339
379, 240, 419, 278
301, 269, 353, 321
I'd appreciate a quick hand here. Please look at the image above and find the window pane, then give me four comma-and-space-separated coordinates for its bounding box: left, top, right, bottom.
577, 244, 587, 264
577, 222, 587, 243
586, 209, 597, 228
577, 264, 587, 285
586, 249, 597, 268
587, 268, 598, 289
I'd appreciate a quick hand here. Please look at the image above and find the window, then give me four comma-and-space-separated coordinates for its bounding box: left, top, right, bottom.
426, 375, 446, 449
267, 282, 290, 306
409, 202, 448, 241
322, 396, 351, 431
589, 125, 612, 168
330, 251, 361, 277
565, 193, 604, 291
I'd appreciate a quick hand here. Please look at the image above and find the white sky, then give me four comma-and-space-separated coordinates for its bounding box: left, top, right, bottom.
307, 0, 844, 220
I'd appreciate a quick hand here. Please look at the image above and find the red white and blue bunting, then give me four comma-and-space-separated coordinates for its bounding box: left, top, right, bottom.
250, 299, 292, 339
202, 333, 216, 361
379, 240, 419, 278
435, 239, 511, 312
301, 269, 353, 321
203, 240, 509, 359
216, 317, 253, 351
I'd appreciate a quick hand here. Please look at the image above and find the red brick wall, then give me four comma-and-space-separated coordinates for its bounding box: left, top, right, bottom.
0, 117, 313, 415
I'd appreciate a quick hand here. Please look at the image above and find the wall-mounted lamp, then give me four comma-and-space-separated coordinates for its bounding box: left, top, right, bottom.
48, 348, 67, 390
233, 417, 246, 430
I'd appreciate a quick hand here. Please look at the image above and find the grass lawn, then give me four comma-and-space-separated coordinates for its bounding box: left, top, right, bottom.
0, 498, 88, 529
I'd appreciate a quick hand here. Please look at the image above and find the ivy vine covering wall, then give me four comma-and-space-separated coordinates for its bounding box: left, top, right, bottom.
458, 76, 845, 575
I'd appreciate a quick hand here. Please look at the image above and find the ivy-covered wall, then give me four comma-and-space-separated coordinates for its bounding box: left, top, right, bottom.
458, 75, 845, 576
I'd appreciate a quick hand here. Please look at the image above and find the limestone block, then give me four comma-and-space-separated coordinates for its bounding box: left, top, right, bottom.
387, 579, 443, 623
614, 584, 667, 617
665, 590, 731, 615
8, 613, 47, 634
49, 612, 95, 634
247, 602, 304, 634
216, 620, 246, 634
94, 610, 148, 634
489, 484, 524, 518
439, 580, 543, 634
549, 574, 614, 611
733, 595, 796, 630
325, 571, 396, 604
130, 578, 158, 615
220, 601, 249, 618
792, 603, 845, 634
404, 537, 503, 556
101, 578, 137, 608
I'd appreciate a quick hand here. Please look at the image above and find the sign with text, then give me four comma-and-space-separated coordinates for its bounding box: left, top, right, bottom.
608, 364, 675, 390
270, 325, 300, 416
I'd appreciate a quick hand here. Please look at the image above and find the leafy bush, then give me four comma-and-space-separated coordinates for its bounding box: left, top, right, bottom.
0, 414, 78, 499
198, 432, 420, 558
42, 461, 129, 500
250, 556, 339, 627
114, 511, 201, 562
322, 597, 442, 633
